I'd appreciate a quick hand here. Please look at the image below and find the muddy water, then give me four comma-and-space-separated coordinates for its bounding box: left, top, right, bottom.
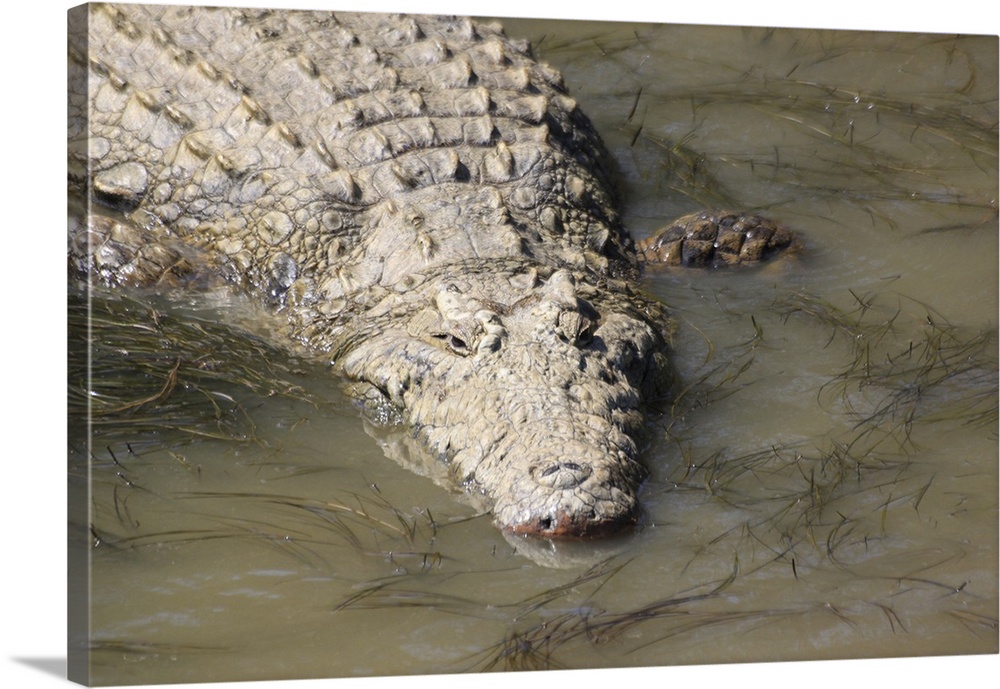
71, 16, 997, 685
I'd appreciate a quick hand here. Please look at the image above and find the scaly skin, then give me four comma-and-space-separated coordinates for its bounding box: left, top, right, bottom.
636, 211, 795, 268
68, 4, 789, 537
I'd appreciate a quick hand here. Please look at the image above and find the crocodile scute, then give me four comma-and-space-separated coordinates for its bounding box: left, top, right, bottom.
69, 4, 785, 538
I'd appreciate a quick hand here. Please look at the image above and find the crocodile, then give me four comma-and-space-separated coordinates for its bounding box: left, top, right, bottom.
68, 4, 794, 538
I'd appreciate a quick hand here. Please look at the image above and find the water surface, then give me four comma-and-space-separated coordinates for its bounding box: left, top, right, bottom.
70, 16, 998, 684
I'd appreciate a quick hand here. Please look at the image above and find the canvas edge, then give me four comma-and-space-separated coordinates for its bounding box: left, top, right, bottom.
67, 3, 92, 686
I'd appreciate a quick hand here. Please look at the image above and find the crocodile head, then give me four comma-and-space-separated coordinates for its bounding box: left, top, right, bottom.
334, 266, 674, 538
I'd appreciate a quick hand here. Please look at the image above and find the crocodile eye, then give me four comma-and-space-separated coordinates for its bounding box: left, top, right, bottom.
431, 332, 472, 356
447, 335, 469, 355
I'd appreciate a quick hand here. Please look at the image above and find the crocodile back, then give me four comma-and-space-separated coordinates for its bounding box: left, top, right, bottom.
75, 4, 634, 302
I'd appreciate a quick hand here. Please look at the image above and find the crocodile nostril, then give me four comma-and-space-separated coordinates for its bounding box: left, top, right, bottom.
534, 461, 592, 489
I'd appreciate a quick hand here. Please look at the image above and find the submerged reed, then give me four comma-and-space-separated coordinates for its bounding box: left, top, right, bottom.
68, 289, 321, 447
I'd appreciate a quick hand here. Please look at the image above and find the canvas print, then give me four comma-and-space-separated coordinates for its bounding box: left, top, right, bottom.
67, 1, 998, 685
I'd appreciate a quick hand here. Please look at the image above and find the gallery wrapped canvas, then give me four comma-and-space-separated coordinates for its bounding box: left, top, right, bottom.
67, 1, 997, 686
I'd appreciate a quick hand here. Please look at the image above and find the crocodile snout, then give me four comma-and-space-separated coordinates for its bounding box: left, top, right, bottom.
497, 457, 642, 538
503, 502, 639, 538
533, 461, 593, 489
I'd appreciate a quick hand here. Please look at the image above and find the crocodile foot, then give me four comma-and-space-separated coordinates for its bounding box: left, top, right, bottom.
637, 210, 797, 268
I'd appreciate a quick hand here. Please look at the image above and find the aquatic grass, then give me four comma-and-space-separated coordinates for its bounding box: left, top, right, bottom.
643, 133, 742, 210
642, 254, 994, 615
333, 555, 632, 618
89, 480, 446, 573
654, 449, 980, 641
665, 354, 759, 424
450, 529, 989, 671
174, 488, 432, 544
69, 289, 329, 448
655, 281, 996, 584
73, 289, 450, 568
534, 24, 996, 249
620, 32, 997, 219
947, 610, 1000, 636
333, 580, 493, 616
89, 639, 232, 658
663, 304, 770, 430
465, 572, 806, 671
777, 289, 999, 439
664, 428, 950, 570
528, 24, 660, 64
458, 535, 989, 671
329, 544, 829, 672
538, 27, 995, 241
